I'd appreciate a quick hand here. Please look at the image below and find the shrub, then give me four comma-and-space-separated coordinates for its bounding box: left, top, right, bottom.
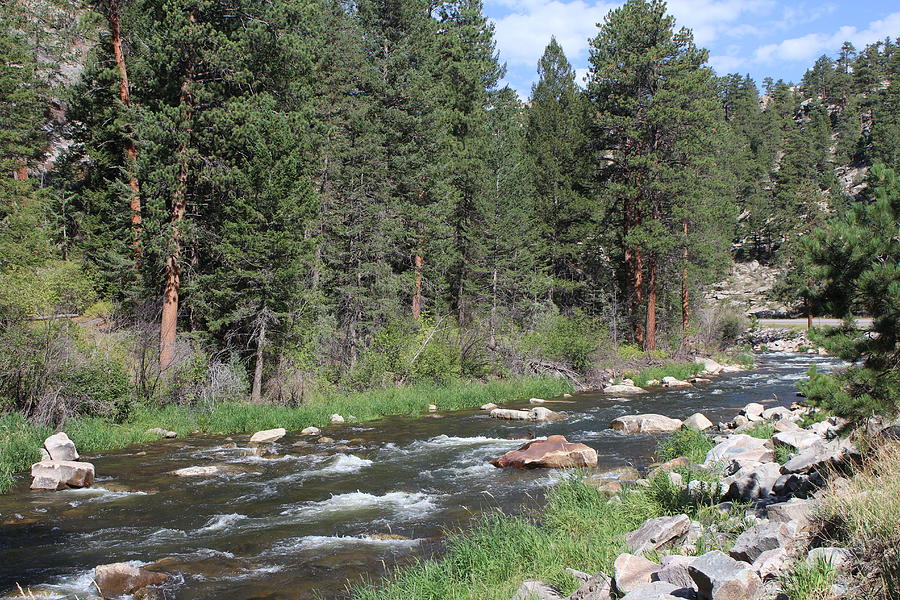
743, 421, 775, 439
626, 363, 704, 387
657, 428, 714, 464
0, 260, 96, 318
799, 366, 898, 424
521, 312, 607, 373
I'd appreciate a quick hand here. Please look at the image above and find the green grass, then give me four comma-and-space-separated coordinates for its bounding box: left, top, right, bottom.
656, 427, 715, 464
350, 476, 661, 600
780, 557, 836, 600
742, 421, 775, 439
625, 362, 705, 387
0, 376, 572, 493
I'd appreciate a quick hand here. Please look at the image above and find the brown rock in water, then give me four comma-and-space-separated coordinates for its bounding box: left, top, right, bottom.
94, 563, 168, 598
492, 435, 598, 469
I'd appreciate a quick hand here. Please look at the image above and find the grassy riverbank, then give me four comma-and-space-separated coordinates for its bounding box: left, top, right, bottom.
0, 376, 572, 494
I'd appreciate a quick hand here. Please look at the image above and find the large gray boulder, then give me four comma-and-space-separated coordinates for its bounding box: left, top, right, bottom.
30, 460, 95, 490
761, 406, 793, 421
614, 554, 660, 594
694, 357, 723, 374
568, 572, 612, 600
729, 520, 800, 564
509, 581, 562, 600
655, 555, 696, 590
806, 547, 852, 572
625, 514, 691, 555
751, 547, 789, 580
721, 461, 781, 501
765, 497, 814, 529
43, 432, 78, 461
492, 435, 597, 469
620, 581, 686, 600
611, 414, 683, 434
741, 403, 765, 420
688, 551, 761, 600
703, 435, 773, 467
773, 430, 822, 452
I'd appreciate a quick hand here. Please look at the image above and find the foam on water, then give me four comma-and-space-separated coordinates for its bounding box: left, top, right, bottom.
281, 491, 437, 520
197, 513, 248, 534
271, 535, 424, 553
312, 454, 374, 475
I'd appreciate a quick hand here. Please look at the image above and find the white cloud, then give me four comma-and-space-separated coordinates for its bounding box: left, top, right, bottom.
754, 11, 900, 64
708, 54, 748, 73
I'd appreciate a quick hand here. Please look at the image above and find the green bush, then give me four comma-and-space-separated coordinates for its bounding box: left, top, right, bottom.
657, 427, 714, 464
799, 366, 898, 423
521, 312, 607, 373
0, 260, 96, 318
626, 363, 704, 388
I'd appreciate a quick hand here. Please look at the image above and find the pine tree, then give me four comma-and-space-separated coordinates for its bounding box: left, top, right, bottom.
525, 37, 593, 309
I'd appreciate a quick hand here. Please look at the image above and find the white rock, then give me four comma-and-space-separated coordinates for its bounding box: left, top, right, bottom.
741, 403, 765, 418
773, 430, 822, 452
480, 403, 498, 411
661, 376, 691, 388
171, 466, 222, 477
30, 460, 95, 489
611, 414, 683, 434
683, 413, 713, 431
694, 357, 723, 374
43, 432, 78, 461
300, 426, 321, 436
603, 384, 648, 394
529, 397, 546, 404
249, 428, 286, 444
330, 414, 345, 424
704, 435, 773, 467
427, 404, 438, 412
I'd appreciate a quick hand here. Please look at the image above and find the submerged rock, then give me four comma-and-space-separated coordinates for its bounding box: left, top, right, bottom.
171, 465, 223, 477
492, 435, 598, 469
611, 414, 683, 434
30, 460, 95, 490
94, 563, 168, 598
44, 432, 78, 461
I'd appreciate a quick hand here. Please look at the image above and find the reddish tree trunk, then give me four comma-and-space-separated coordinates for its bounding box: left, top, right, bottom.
806, 296, 813, 330
14, 165, 27, 180
159, 15, 194, 373
412, 253, 423, 320
645, 256, 657, 351
108, 0, 142, 263
634, 249, 645, 346
681, 220, 690, 331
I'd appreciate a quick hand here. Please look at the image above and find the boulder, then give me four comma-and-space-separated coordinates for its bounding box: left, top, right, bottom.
703, 435, 773, 467
171, 466, 222, 477
761, 407, 792, 421
655, 555, 696, 590
568, 572, 612, 600
30, 461, 95, 490
729, 520, 800, 564
773, 473, 808, 496
751, 547, 789, 580
722, 461, 781, 501
492, 435, 598, 469
765, 498, 813, 529
330, 414, 345, 424
774, 419, 801, 433
780, 438, 857, 474
603, 384, 648, 395
300, 426, 321, 436
44, 432, 78, 461
509, 580, 562, 600
694, 357, 723, 375
94, 563, 168, 598
529, 398, 546, 404
529, 407, 564, 421
146, 428, 177, 439
772, 430, 822, 452
731, 415, 750, 428
806, 547, 852, 572
611, 414, 683, 434
741, 403, 765, 419
39, 448, 51, 462
688, 550, 761, 600
490, 407, 564, 422
683, 413, 713, 431
249, 428, 286, 444
480, 403, 498, 411
661, 377, 691, 388
625, 514, 691, 555
620, 581, 685, 600
614, 554, 660, 594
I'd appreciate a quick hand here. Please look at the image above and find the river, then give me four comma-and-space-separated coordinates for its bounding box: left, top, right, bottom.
0, 352, 843, 600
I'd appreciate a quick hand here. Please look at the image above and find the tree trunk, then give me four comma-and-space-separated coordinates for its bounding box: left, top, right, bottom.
806, 296, 812, 330
634, 248, 645, 346
251, 316, 266, 404
108, 0, 142, 264
489, 266, 498, 347
14, 165, 27, 180
412, 252, 423, 320
159, 13, 194, 374
681, 219, 689, 331
644, 256, 656, 352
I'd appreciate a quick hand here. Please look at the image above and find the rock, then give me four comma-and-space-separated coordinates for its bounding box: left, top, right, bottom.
133, 588, 165, 600
492, 435, 598, 469
171, 466, 222, 477
509, 580, 562, 600
806, 547, 852, 572
611, 414, 683, 434
661, 377, 691, 388
300, 426, 320, 436
490, 407, 564, 422
773, 419, 801, 433
772, 430, 822, 452
625, 514, 691, 555
480, 403, 498, 411
722, 461, 781, 501
603, 384, 648, 395
694, 357, 723, 374
620, 581, 685, 600
330, 414, 345, 424
529, 397, 545, 404
317, 437, 334, 443
249, 428, 286, 444
751, 547, 788, 580
690, 377, 711, 384
146, 427, 177, 439
683, 413, 713, 431
647, 457, 691, 479
703, 435, 773, 467
773, 473, 808, 496
761, 407, 792, 421
565, 568, 593, 584
688, 550, 761, 600
780, 438, 856, 474
39, 448, 51, 462
655, 555, 696, 590
765, 498, 813, 529
731, 415, 749, 428
729, 520, 799, 564
43, 432, 78, 461
614, 554, 660, 594
741, 403, 765, 419
568, 572, 612, 600
94, 563, 168, 598
30, 461, 95, 489
427, 404, 438, 412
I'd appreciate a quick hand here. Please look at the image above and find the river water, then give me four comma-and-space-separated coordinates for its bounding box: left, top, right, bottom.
0, 352, 843, 600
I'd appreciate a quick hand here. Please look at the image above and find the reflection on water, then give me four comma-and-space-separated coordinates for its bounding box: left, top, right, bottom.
0, 353, 843, 599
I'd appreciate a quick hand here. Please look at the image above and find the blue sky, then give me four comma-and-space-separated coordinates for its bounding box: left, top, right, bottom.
484, 0, 900, 97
